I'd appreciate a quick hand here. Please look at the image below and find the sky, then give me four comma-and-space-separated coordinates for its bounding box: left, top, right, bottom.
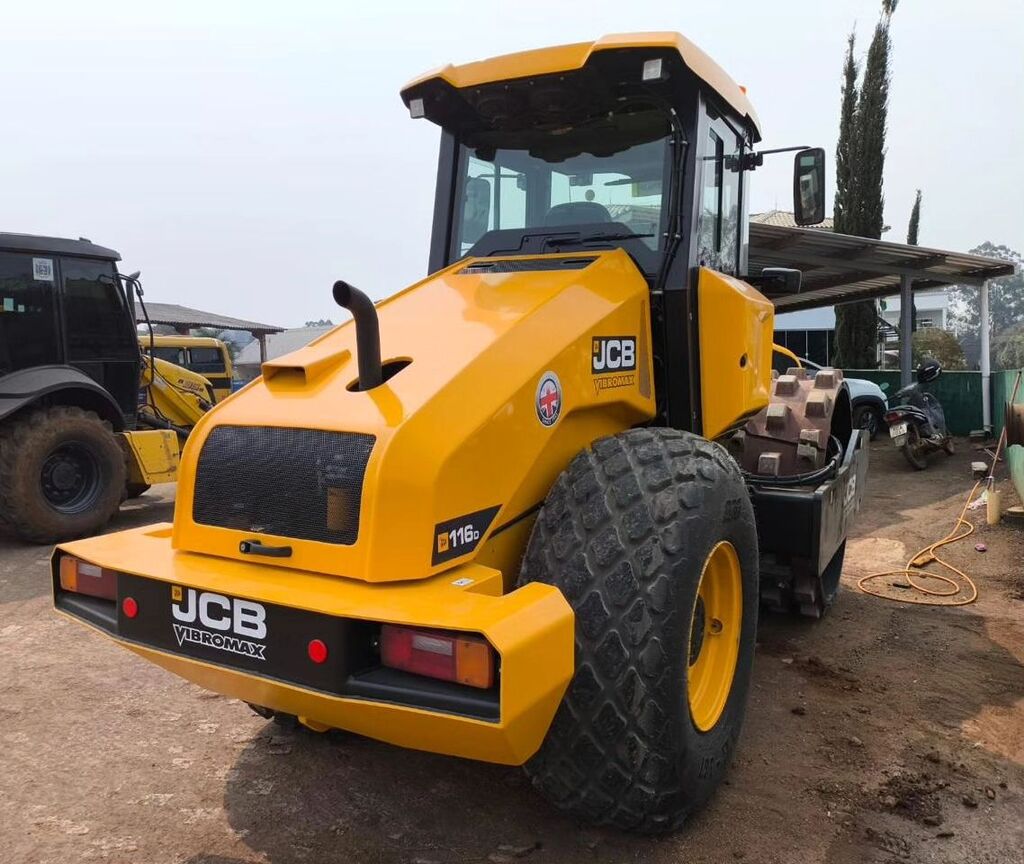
1, 1, 1021, 328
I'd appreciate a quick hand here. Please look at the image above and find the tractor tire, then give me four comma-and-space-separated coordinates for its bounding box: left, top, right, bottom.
518, 428, 759, 833
0, 406, 126, 543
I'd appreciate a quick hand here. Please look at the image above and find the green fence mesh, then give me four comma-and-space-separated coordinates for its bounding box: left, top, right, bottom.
844, 369, 996, 436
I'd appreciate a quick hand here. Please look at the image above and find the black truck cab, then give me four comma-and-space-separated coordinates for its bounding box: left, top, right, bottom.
0, 233, 139, 426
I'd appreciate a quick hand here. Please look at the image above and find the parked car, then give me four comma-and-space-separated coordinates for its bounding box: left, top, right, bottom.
772, 348, 889, 440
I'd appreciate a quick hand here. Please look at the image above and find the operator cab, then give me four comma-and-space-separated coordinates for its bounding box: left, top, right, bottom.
0, 233, 139, 421
404, 35, 823, 280
402, 33, 825, 428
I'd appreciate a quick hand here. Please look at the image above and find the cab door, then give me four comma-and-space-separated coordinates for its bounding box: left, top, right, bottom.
0, 251, 62, 376
59, 257, 140, 419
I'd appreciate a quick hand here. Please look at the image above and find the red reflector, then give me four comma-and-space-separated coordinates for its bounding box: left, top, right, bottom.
122, 597, 138, 619
380, 625, 494, 689
307, 639, 328, 664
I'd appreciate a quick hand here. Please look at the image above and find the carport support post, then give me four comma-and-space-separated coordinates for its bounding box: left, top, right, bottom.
981, 279, 992, 432
899, 275, 913, 387
258, 332, 268, 364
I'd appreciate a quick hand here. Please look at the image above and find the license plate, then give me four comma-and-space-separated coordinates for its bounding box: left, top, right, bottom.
116, 573, 349, 692
889, 421, 908, 439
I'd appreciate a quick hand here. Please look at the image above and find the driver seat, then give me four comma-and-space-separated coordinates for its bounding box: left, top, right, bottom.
544, 201, 612, 226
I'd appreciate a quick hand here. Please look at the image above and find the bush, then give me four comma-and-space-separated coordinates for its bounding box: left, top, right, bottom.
994, 327, 1024, 370
911, 329, 966, 370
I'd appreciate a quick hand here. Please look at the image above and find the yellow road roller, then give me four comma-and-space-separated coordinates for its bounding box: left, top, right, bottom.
54, 32, 866, 832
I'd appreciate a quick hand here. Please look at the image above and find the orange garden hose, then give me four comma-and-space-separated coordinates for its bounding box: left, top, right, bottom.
857, 480, 980, 606
859, 372, 1024, 606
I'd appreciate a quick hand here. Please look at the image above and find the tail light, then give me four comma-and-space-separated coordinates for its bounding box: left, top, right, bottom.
59, 555, 117, 601
380, 625, 495, 689
884, 411, 903, 423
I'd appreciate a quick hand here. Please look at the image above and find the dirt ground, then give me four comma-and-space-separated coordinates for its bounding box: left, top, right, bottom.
2, 438, 1022, 864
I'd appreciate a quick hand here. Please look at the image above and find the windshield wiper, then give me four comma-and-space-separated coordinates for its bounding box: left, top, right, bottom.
545, 232, 654, 246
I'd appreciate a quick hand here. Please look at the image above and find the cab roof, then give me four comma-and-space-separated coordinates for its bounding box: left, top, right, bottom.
0, 232, 120, 261
402, 32, 761, 139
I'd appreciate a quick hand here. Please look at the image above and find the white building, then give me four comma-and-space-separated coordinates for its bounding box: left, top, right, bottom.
878, 289, 949, 331
234, 324, 335, 381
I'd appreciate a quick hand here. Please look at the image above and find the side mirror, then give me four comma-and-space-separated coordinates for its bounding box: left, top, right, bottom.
793, 147, 826, 226
461, 176, 492, 245
747, 267, 802, 295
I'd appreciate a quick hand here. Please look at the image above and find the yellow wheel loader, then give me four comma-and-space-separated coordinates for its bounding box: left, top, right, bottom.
53, 33, 867, 832
0, 234, 211, 541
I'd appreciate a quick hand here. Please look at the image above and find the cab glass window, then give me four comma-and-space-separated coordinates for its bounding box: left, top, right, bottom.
451, 108, 670, 271
0, 252, 60, 374
697, 120, 743, 274
62, 258, 135, 360
150, 346, 185, 365
189, 347, 227, 375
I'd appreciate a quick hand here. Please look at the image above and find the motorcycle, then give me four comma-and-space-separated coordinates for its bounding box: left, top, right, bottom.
884, 359, 955, 470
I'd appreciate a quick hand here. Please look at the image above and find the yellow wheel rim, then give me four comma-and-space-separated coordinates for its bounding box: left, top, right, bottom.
687, 541, 743, 733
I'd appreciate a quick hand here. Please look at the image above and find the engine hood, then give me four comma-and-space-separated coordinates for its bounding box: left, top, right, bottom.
171, 249, 656, 583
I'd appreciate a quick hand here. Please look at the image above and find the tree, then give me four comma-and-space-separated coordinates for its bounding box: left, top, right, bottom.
304, 318, 334, 327
993, 326, 1024, 370
833, 33, 859, 236
948, 243, 1024, 366
832, 2, 898, 369
906, 189, 922, 330
906, 189, 921, 245
911, 329, 965, 370
850, 13, 892, 241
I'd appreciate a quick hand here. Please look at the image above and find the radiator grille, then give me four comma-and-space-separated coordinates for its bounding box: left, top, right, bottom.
192, 426, 375, 545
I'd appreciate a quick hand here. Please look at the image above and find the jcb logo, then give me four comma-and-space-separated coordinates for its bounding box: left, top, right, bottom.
171, 587, 267, 640
592, 337, 637, 374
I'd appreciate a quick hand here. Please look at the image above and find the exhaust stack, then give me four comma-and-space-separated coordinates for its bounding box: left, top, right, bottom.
332, 280, 383, 390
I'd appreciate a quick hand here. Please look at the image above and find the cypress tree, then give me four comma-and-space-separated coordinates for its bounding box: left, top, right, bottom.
907, 189, 922, 330
852, 13, 892, 240
833, 33, 858, 235
906, 189, 921, 245
831, 2, 897, 369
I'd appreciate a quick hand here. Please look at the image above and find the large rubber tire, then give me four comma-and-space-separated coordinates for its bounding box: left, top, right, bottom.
518, 428, 759, 833
852, 404, 882, 441
0, 406, 126, 543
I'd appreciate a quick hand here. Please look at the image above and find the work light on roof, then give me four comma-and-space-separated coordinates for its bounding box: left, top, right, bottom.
641, 58, 664, 81
409, 98, 425, 119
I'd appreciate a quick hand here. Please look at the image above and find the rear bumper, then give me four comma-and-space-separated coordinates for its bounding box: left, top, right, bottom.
53, 525, 574, 765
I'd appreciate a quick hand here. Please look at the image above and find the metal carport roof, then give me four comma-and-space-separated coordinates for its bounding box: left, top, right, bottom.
749, 222, 1018, 431
135, 302, 282, 336
750, 223, 1015, 312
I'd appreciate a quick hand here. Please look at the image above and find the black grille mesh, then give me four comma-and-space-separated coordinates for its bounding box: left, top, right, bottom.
192, 426, 375, 545
459, 257, 595, 274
